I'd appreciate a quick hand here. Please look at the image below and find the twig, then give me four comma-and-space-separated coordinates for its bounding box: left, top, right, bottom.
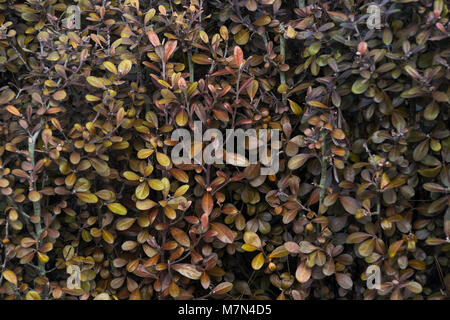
90, 119, 125, 144
0, 222, 10, 287
188, 50, 194, 83
434, 255, 448, 296
319, 129, 328, 206
279, 28, 286, 86
28, 129, 46, 279
279, 26, 287, 107
6, 195, 30, 222
11, 44, 31, 71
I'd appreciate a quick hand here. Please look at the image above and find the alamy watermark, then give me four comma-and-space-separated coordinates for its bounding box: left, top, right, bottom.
66, 264, 81, 289
366, 265, 381, 290
63, 5, 81, 29
367, 4, 382, 30
170, 121, 280, 175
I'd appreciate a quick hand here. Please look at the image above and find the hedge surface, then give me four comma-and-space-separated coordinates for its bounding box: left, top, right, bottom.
0, 0, 449, 300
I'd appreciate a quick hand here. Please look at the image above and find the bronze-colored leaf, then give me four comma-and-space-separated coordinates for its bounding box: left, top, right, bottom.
202, 192, 213, 215
170, 227, 190, 247
210, 222, 235, 244
295, 263, 311, 284
171, 264, 202, 280
335, 273, 353, 289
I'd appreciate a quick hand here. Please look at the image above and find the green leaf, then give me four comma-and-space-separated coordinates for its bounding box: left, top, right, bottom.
308, 42, 321, 56
351, 78, 369, 94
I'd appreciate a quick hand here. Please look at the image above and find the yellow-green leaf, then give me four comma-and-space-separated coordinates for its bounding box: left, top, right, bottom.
86, 76, 106, 89
148, 179, 164, 191
135, 182, 150, 200
107, 203, 127, 215
251, 252, 264, 270
156, 152, 171, 167
103, 61, 117, 74
118, 59, 132, 76
25, 290, 41, 300
243, 230, 261, 248
76, 192, 98, 204
2, 270, 17, 286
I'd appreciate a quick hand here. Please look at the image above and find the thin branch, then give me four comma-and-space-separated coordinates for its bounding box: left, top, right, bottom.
319, 129, 328, 206
188, 50, 194, 83
279, 28, 286, 86
11, 44, 31, 72
6, 195, 30, 222
28, 129, 46, 279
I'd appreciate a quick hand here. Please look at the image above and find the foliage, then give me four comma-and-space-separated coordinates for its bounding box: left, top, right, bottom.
0, 0, 449, 300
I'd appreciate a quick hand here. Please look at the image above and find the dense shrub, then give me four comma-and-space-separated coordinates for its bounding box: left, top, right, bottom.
0, 0, 449, 300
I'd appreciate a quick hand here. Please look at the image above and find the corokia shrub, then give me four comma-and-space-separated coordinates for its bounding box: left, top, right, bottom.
0, 0, 448, 300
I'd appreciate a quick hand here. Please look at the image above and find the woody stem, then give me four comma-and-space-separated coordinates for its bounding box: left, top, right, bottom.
319, 129, 328, 206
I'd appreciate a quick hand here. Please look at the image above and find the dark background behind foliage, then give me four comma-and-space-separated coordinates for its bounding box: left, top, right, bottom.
0, 0, 448, 300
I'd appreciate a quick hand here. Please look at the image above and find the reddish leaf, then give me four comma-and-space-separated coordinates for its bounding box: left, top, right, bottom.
164, 40, 177, 63
339, 196, 360, 215
210, 222, 235, 244
202, 192, 213, 215
234, 46, 243, 68
147, 29, 160, 47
